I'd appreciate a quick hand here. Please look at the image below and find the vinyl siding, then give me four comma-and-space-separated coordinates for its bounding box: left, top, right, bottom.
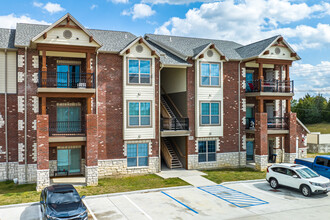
0, 51, 17, 94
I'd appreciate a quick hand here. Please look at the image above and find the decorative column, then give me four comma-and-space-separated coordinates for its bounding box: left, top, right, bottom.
86, 52, 92, 88
36, 115, 50, 191
42, 50, 47, 87
255, 113, 268, 170
85, 114, 98, 186
259, 63, 264, 92
284, 112, 297, 163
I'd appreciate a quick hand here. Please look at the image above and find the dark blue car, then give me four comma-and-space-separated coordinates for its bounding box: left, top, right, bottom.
40, 184, 88, 220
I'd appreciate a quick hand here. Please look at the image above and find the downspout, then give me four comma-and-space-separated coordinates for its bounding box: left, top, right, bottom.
158, 63, 163, 172
5, 49, 8, 180
238, 61, 242, 168
96, 52, 99, 114
24, 47, 27, 183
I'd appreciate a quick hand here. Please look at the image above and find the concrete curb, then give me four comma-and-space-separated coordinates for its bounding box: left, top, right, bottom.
0, 201, 39, 209
221, 179, 266, 185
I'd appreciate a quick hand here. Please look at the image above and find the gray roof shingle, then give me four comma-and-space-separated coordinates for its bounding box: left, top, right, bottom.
0, 28, 16, 49
235, 35, 280, 59
14, 23, 136, 52
145, 34, 244, 60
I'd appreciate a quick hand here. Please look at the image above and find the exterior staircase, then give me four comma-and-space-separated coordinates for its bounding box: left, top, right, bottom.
162, 138, 183, 169
161, 95, 183, 130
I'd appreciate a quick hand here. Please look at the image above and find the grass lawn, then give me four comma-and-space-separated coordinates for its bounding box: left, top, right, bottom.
307, 152, 330, 158
203, 168, 266, 184
306, 122, 330, 134
0, 174, 187, 206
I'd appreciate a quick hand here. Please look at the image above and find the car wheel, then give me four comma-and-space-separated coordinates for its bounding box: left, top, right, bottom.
301, 185, 311, 197
270, 178, 279, 189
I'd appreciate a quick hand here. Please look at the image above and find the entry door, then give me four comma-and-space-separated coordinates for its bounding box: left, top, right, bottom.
57, 65, 80, 88
246, 141, 254, 161
246, 73, 253, 92
266, 104, 274, 119
246, 106, 254, 128
268, 139, 274, 162
57, 148, 81, 174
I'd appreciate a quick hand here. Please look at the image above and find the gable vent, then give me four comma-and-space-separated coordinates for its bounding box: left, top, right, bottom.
63, 30, 72, 39
207, 50, 214, 57
136, 45, 143, 53
275, 47, 281, 55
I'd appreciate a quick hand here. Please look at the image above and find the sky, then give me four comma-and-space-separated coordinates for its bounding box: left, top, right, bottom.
1, 0, 330, 100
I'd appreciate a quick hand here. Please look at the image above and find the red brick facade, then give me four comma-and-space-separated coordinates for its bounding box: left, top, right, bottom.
37, 115, 49, 170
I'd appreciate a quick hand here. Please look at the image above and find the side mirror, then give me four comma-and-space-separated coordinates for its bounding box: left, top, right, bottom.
81, 195, 86, 199
293, 175, 299, 178
40, 201, 45, 204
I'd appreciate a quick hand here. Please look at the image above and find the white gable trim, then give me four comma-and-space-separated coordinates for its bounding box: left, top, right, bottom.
258, 36, 300, 60
192, 43, 228, 61
31, 13, 102, 47
119, 37, 160, 58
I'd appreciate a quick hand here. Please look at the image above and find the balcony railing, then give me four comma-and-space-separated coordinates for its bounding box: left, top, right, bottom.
267, 117, 288, 130
49, 121, 86, 136
161, 118, 189, 131
38, 71, 95, 88
246, 80, 294, 93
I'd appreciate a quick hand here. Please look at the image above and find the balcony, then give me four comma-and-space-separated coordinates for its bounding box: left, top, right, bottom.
38, 71, 95, 89
267, 117, 288, 130
246, 80, 294, 96
160, 118, 190, 137
49, 120, 86, 136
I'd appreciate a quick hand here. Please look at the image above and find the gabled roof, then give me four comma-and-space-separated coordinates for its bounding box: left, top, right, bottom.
235, 35, 280, 59
0, 28, 16, 49
192, 42, 228, 61
145, 34, 243, 60
235, 35, 300, 60
14, 23, 136, 53
119, 36, 160, 58
31, 13, 102, 47
146, 40, 190, 66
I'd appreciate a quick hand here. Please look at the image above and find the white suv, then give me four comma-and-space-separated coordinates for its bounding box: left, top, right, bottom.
266, 163, 330, 197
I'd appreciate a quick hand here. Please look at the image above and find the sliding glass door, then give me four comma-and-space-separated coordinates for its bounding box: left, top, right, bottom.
57, 148, 81, 174
56, 106, 81, 133
57, 65, 80, 88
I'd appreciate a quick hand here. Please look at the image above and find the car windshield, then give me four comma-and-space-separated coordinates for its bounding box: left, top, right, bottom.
48, 190, 80, 204
296, 168, 320, 179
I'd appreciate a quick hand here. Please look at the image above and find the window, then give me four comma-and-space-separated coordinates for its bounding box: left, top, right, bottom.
315, 157, 329, 167
128, 102, 151, 127
201, 63, 220, 86
127, 143, 149, 167
198, 141, 216, 162
201, 102, 220, 125
128, 59, 151, 84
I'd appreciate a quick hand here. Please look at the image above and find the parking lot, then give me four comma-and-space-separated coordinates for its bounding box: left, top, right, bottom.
1, 180, 329, 220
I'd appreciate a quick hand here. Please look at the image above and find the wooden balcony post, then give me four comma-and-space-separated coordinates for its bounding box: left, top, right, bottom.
87, 97, 92, 114
258, 98, 264, 113
42, 50, 47, 87
286, 65, 290, 92
42, 97, 46, 115
259, 63, 264, 92
286, 98, 291, 113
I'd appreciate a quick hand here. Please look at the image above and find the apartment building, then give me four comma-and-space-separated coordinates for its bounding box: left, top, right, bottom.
0, 13, 309, 191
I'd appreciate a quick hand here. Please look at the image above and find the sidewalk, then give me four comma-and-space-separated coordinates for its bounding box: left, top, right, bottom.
156, 168, 217, 187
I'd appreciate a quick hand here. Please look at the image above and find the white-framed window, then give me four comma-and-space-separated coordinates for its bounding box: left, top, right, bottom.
200, 102, 220, 125
127, 143, 149, 167
198, 140, 216, 162
128, 59, 151, 84
128, 101, 151, 127
201, 63, 220, 86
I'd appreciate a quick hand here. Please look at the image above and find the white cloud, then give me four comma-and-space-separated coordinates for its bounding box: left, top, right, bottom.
33, 2, 43, 7
91, 4, 98, 10
291, 61, 330, 98
142, 0, 215, 4
109, 0, 129, 3
34, 2, 65, 14
154, 0, 330, 50
0, 13, 50, 29
43, 2, 65, 14
122, 3, 155, 20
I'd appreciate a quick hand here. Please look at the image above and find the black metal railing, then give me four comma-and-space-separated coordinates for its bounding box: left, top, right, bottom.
161, 118, 189, 131
246, 80, 294, 93
38, 71, 95, 88
49, 121, 86, 136
246, 118, 255, 129
267, 117, 288, 130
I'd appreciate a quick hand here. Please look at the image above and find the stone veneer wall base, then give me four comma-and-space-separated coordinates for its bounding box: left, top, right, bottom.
36, 169, 50, 191
255, 155, 268, 171
85, 166, 98, 186
284, 153, 297, 164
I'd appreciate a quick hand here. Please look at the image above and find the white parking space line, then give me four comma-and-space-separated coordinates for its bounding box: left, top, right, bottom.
83, 199, 98, 220
38, 205, 42, 220
123, 195, 152, 220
